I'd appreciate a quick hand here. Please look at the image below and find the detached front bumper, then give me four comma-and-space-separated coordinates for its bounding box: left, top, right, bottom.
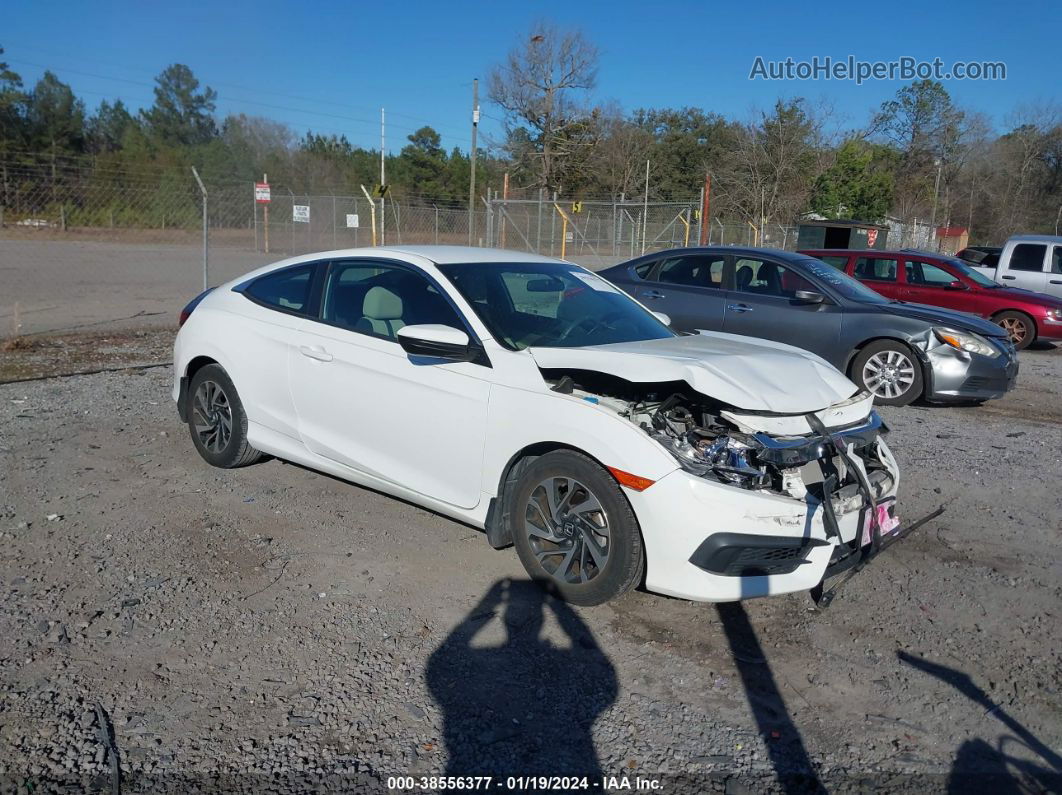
923, 342, 1018, 402
627, 439, 900, 603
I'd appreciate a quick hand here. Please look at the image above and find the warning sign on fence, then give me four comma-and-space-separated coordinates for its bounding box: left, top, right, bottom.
254, 182, 271, 203
293, 205, 310, 223
346, 214, 359, 228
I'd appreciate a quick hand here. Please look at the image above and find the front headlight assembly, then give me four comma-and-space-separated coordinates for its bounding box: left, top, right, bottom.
933, 328, 1000, 358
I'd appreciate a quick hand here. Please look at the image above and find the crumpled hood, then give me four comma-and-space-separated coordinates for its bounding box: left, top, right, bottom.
529, 331, 859, 414
878, 301, 1007, 337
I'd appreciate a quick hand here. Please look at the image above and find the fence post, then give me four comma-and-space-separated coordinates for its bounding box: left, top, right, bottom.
549, 191, 557, 256
252, 182, 258, 252
190, 168, 208, 289
536, 188, 544, 253
433, 204, 439, 244
332, 195, 337, 249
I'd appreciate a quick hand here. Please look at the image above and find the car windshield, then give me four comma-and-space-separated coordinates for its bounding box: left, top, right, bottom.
943, 257, 1002, 288
437, 262, 676, 350
796, 256, 890, 304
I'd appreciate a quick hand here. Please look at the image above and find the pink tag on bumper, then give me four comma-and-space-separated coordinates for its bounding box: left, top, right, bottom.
862, 503, 900, 546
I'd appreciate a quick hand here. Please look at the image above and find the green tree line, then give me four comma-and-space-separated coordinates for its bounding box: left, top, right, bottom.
2, 33, 1061, 243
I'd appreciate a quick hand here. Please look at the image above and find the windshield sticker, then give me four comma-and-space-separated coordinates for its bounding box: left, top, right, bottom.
571, 271, 620, 293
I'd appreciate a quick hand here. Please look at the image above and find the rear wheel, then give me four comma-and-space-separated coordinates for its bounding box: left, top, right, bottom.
993, 311, 1035, 350
511, 450, 644, 606
851, 340, 924, 407
186, 364, 263, 468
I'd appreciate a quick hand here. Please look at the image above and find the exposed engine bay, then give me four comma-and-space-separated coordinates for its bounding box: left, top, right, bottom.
545, 369, 895, 513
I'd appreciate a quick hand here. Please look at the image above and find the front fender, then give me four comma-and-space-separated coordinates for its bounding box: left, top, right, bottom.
481, 385, 679, 498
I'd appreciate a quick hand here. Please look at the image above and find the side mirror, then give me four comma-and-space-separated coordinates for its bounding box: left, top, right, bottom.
397, 324, 477, 362
946, 280, 967, 290
651, 311, 671, 326
793, 290, 827, 304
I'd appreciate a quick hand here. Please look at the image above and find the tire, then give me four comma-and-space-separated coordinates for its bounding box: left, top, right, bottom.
993, 310, 1035, 351
510, 450, 645, 606
850, 340, 924, 407
186, 363, 263, 468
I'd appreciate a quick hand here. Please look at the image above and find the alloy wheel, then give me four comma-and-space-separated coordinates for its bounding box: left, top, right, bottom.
998, 317, 1028, 345
192, 380, 233, 453
524, 476, 610, 585
862, 350, 916, 401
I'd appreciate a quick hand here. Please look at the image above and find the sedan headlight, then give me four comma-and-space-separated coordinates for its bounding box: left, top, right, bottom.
934, 328, 999, 357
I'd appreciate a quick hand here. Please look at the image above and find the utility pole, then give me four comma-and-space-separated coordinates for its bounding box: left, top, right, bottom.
640, 159, 650, 255
469, 78, 479, 246
380, 108, 386, 246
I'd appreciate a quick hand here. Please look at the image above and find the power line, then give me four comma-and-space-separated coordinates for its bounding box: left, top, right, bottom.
8, 55, 475, 147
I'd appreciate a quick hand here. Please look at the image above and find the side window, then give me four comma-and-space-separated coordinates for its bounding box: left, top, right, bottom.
657, 255, 725, 288
817, 256, 850, 270
906, 260, 956, 287
633, 261, 655, 279
245, 264, 316, 314
322, 261, 464, 341
1009, 244, 1047, 272
733, 258, 815, 298
1052, 246, 1062, 275
853, 257, 898, 282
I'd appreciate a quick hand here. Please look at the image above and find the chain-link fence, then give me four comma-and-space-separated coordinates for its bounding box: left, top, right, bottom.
0, 164, 928, 336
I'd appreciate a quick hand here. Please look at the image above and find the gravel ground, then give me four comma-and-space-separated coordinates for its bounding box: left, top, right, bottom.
0, 343, 1059, 793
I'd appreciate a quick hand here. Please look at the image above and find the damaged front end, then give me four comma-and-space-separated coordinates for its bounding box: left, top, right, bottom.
548, 370, 893, 516
546, 369, 909, 598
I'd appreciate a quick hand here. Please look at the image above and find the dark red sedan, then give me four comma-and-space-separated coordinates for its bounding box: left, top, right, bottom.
799, 248, 1062, 349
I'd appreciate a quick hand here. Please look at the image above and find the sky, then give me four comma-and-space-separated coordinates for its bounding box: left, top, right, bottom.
3, 0, 1060, 154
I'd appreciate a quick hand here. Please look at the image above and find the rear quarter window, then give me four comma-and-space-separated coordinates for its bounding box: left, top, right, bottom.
244, 264, 316, 314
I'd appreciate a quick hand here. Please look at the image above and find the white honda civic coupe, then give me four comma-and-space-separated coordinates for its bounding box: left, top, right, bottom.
173, 246, 918, 606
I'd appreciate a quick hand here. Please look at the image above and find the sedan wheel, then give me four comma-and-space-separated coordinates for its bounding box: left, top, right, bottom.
994, 311, 1034, 351
862, 350, 916, 402
511, 450, 644, 606
851, 341, 924, 407
186, 363, 264, 468
525, 476, 611, 585
193, 380, 232, 453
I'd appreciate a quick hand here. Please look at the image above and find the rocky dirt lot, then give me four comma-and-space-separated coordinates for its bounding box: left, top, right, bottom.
0, 338, 1059, 793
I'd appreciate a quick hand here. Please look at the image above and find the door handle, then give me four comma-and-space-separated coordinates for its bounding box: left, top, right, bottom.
299, 345, 333, 362
1001, 275, 1016, 280
726, 303, 753, 313
642, 289, 665, 299
1050, 279, 1062, 285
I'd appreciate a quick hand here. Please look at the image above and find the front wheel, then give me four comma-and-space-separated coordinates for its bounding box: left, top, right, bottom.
511, 450, 644, 606
851, 341, 924, 407
993, 311, 1035, 350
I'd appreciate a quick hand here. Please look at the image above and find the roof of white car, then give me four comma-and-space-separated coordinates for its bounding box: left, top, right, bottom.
1008, 234, 1062, 244
304, 245, 569, 265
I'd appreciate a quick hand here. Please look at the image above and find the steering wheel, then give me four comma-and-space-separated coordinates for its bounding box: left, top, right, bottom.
556, 311, 628, 342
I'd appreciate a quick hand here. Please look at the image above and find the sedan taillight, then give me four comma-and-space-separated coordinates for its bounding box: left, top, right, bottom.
179, 288, 214, 328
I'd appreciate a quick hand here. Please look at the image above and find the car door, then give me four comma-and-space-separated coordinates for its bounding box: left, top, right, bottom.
1001, 243, 1049, 293
902, 259, 970, 310
229, 260, 324, 439
852, 255, 904, 301
288, 259, 491, 509
722, 256, 843, 360
1048, 245, 1062, 298
631, 253, 728, 332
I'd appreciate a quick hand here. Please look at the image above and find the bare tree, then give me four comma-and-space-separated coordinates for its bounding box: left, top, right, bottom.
588, 104, 651, 198
488, 23, 599, 193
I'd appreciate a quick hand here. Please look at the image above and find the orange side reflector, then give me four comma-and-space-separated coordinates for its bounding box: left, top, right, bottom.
607, 466, 655, 492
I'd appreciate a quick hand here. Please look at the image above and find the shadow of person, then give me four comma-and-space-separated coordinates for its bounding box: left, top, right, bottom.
426, 579, 616, 785
897, 651, 1062, 793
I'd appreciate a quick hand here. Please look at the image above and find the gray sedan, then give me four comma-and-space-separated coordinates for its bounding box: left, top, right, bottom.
599, 247, 1018, 406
